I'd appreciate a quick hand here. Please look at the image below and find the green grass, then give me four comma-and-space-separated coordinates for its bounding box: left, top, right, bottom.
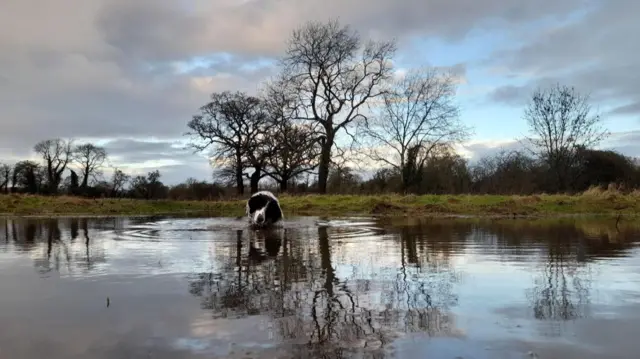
1, 187, 639, 218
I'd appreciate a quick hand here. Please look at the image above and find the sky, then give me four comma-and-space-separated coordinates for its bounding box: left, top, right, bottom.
0, 0, 638, 185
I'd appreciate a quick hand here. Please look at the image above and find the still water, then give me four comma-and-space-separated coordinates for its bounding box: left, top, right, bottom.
1, 215, 640, 358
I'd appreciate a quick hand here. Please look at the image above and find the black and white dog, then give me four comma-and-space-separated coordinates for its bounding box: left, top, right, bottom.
245, 191, 283, 228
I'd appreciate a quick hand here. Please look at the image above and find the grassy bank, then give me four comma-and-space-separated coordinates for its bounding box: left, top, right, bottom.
1, 188, 639, 218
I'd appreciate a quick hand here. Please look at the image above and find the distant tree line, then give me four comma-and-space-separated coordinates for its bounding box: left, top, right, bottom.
1, 20, 638, 200
1, 135, 638, 200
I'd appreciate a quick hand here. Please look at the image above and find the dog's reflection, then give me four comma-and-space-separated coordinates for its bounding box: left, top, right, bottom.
244, 227, 284, 263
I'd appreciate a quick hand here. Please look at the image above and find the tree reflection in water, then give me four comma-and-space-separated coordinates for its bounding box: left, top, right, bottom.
187, 223, 461, 357
524, 226, 594, 323
0, 217, 109, 275
469, 221, 597, 323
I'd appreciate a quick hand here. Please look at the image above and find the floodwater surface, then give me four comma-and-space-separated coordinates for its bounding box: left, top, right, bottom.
1, 215, 640, 358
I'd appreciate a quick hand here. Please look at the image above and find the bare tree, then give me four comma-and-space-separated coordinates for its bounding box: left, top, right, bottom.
362, 67, 469, 192
266, 121, 321, 192
260, 79, 321, 191
523, 83, 609, 192
129, 170, 166, 199
111, 168, 130, 197
186, 91, 268, 195
327, 165, 363, 194
73, 143, 107, 188
33, 138, 73, 193
281, 18, 396, 193
211, 156, 246, 189
0, 163, 10, 193
243, 132, 273, 194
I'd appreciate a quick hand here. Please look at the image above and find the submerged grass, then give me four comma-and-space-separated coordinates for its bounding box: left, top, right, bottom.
0, 187, 639, 218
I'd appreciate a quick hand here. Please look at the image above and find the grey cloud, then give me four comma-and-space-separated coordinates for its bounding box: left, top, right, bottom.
606, 145, 640, 158
487, 77, 562, 105
96, 1, 206, 63
101, 138, 206, 164
93, 0, 586, 59
0, 1, 277, 156
609, 102, 640, 116
486, 1, 640, 117
608, 130, 640, 144
439, 62, 468, 83
602, 131, 640, 158
488, 85, 532, 106
462, 131, 640, 165
0, 49, 271, 154
100, 139, 212, 185
153, 163, 213, 185
184, 55, 275, 78
103, 139, 180, 153
0, 0, 604, 172
463, 140, 527, 164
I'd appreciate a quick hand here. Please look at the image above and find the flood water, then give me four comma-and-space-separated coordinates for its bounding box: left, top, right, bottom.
1, 215, 640, 359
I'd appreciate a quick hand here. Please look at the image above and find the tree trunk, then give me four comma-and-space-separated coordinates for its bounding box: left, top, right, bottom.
279, 176, 289, 192
69, 170, 79, 195
45, 161, 57, 194
250, 167, 261, 194
26, 169, 37, 194
81, 169, 89, 188
401, 165, 411, 194
235, 152, 244, 196
11, 171, 17, 193
50, 177, 61, 195
317, 131, 334, 194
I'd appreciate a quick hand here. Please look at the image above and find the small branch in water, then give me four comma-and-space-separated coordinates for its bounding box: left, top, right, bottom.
615, 213, 622, 232
106, 297, 110, 308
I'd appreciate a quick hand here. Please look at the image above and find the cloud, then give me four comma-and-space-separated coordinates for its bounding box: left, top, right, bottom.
485, 1, 640, 116
602, 131, 640, 158
99, 139, 211, 185
102, 139, 193, 163
94, 0, 585, 58
487, 85, 533, 106
456, 139, 526, 163
458, 130, 640, 165
0, 1, 278, 156
0, 0, 612, 182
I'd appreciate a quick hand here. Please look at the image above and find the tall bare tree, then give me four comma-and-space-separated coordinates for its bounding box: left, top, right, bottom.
362, 67, 470, 192
73, 143, 107, 188
186, 91, 268, 195
281, 19, 397, 193
523, 83, 609, 192
33, 138, 73, 193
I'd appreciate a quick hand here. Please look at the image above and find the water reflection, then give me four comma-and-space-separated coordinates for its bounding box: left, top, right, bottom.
0, 217, 109, 276
0, 216, 639, 358
186, 223, 461, 358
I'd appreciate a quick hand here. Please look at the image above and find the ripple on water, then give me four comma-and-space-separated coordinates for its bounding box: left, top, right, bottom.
1, 215, 640, 359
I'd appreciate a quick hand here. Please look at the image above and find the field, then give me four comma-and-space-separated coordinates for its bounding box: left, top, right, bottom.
0, 187, 639, 219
